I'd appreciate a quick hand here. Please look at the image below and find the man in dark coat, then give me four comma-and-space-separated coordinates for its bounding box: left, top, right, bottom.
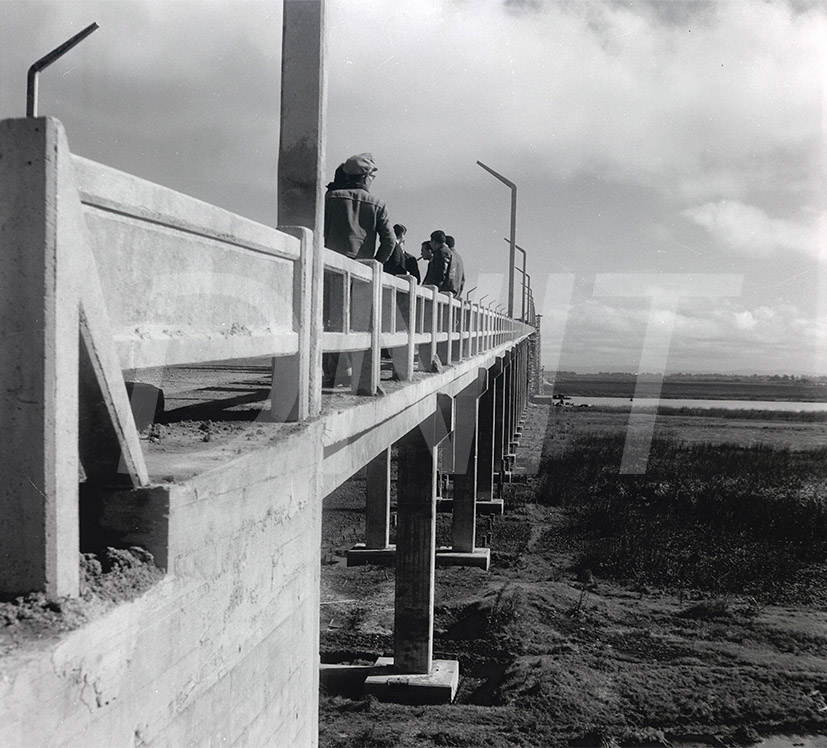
323, 153, 395, 388
324, 153, 395, 262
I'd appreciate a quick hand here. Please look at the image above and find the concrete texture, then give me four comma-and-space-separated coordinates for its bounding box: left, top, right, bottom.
0, 77, 534, 748
364, 657, 459, 705
0, 118, 81, 598
1, 420, 324, 747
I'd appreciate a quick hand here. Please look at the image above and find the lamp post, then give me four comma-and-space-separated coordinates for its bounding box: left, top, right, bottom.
514, 267, 531, 324
503, 238, 529, 322
27, 22, 99, 117
465, 286, 477, 302
477, 160, 517, 318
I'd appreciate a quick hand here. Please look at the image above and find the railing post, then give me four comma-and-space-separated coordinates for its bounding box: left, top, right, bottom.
270, 226, 312, 421
438, 295, 452, 366
351, 260, 382, 395
403, 276, 417, 380
419, 285, 439, 370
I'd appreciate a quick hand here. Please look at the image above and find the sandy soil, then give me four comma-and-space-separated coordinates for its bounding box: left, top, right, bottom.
318, 404, 827, 748
0, 547, 163, 658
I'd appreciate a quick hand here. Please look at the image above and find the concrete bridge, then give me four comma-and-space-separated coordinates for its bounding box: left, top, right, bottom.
0, 3, 539, 745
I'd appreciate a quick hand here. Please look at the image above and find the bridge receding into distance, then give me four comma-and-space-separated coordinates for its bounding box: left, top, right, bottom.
0, 2, 541, 745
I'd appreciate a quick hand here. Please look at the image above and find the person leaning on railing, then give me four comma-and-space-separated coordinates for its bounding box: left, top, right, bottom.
422, 230, 459, 296
383, 223, 421, 283
322, 153, 396, 387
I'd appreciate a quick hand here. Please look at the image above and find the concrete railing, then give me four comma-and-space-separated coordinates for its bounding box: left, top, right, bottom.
0, 115, 538, 746
73, 146, 528, 414
0, 116, 533, 599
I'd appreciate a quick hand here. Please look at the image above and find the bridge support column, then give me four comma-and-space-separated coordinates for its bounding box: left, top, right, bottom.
493, 354, 508, 499
365, 395, 458, 703
347, 447, 395, 565
475, 358, 504, 514
445, 369, 490, 569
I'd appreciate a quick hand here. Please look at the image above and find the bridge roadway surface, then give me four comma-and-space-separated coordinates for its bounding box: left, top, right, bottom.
129, 348, 516, 493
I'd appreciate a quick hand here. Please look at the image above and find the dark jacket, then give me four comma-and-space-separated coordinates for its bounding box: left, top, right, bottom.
324, 186, 396, 262
423, 243, 452, 289
404, 252, 421, 283
383, 241, 408, 276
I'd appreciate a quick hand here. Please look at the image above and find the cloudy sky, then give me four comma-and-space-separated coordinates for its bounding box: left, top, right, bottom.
1, 0, 824, 374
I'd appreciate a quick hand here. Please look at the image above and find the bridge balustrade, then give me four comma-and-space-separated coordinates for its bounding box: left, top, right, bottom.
0, 116, 532, 598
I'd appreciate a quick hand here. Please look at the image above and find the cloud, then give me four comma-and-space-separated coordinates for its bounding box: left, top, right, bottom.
549, 296, 827, 373
681, 200, 825, 261
327, 0, 824, 203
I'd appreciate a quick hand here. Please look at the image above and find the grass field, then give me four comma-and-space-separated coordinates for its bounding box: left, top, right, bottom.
539, 409, 827, 601
319, 405, 827, 747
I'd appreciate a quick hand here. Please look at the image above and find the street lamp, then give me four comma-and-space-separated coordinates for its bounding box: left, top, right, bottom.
514, 267, 531, 324
477, 160, 517, 318
504, 238, 529, 322
465, 286, 477, 302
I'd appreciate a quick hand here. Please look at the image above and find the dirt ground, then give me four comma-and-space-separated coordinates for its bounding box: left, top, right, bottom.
318, 404, 827, 748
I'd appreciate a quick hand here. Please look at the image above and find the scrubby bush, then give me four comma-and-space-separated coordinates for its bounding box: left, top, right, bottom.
538, 433, 827, 598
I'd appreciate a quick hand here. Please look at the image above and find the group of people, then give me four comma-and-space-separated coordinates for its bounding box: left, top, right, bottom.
323, 152, 465, 297
322, 152, 467, 387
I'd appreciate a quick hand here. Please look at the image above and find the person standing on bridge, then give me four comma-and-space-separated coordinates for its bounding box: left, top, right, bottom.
383, 223, 409, 277
323, 153, 396, 387
422, 230, 458, 296
445, 235, 465, 297
324, 153, 396, 262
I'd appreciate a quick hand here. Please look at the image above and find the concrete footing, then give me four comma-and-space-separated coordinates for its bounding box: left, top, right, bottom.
346, 543, 396, 566
436, 498, 504, 515
363, 657, 459, 704
346, 543, 490, 570
436, 546, 490, 570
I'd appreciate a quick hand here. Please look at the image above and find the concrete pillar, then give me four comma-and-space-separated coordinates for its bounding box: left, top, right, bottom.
493, 365, 506, 474
0, 118, 80, 598
451, 370, 487, 553
365, 448, 391, 549
477, 358, 502, 502
504, 354, 514, 445
394, 424, 436, 673
394, 395, 452, 674
278, 0, 327, 416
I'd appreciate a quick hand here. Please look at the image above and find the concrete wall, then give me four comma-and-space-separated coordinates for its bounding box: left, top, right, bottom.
73, 156, 303, 370
0, 422, 323, 747
0, 113, 536, 746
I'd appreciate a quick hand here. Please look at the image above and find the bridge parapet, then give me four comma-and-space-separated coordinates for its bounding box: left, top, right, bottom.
0, 115, 533, 599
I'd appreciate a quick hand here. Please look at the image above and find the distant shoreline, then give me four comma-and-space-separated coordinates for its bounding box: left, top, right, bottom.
544, 376, 827, 402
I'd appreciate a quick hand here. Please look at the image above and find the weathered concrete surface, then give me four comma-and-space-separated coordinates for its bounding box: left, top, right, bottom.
364, 657, 459, 705
0, 118, 80, 598
75, 155, 303, 370
0, 421, 324, 747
